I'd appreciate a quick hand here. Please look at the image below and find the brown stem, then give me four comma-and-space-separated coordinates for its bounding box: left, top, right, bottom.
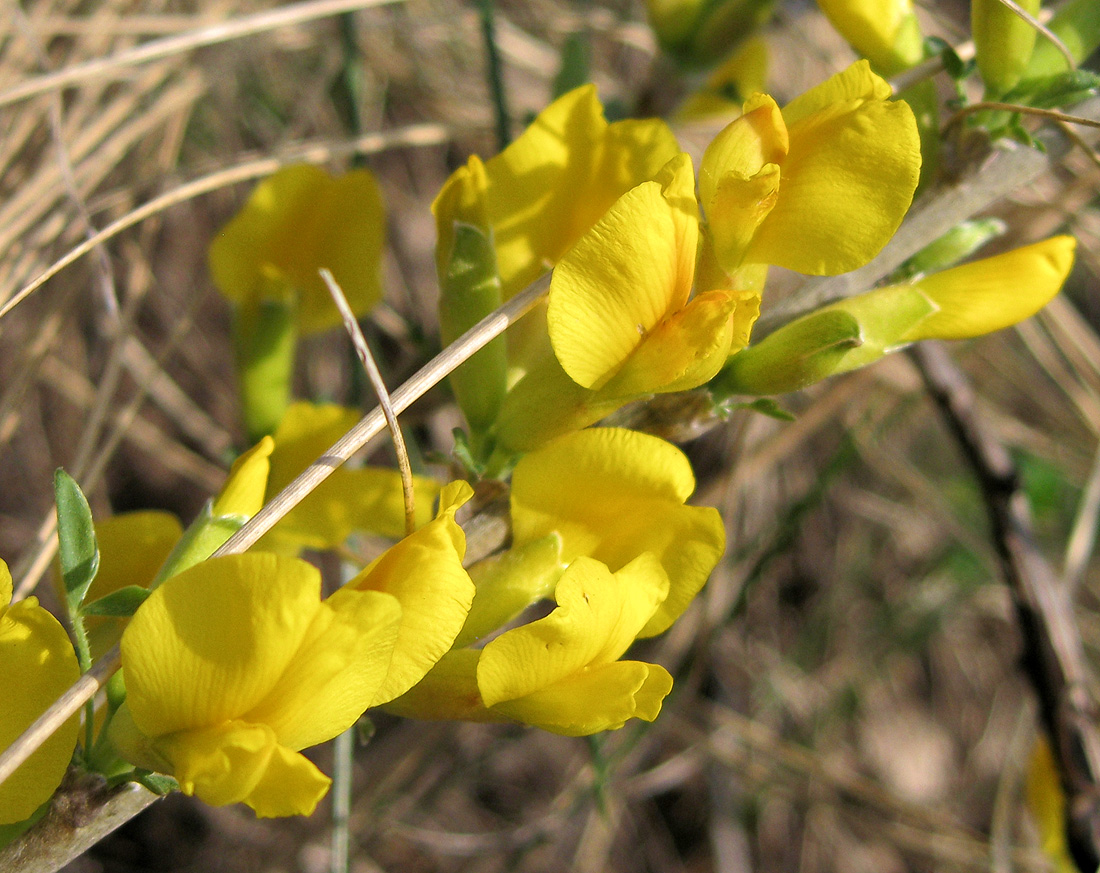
910, 341, 1100, 872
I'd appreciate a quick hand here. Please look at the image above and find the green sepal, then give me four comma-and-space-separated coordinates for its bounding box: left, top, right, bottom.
81, 585, 151, 617
895, 218, 1007, 280
926, 37, 974, 82
439, 222, 508, 439
150, 502, 246, 588
133, 771, 179, 795
54, 469, 100, 614
452, 428, 487, 479
234, 291, 297, 444
724, 397, 796, 421
714, 309, 863, 397
714, 285, 937, 396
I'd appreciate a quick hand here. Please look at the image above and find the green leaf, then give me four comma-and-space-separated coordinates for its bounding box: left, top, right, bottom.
81, 585, 151, 617
54, 469, 100, 614
1004, 69, 1100, 109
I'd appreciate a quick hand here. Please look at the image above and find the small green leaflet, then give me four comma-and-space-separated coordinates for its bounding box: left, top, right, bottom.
54, 469, 99, 614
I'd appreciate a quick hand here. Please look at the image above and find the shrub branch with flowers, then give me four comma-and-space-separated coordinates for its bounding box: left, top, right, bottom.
1, 2, 1098, 870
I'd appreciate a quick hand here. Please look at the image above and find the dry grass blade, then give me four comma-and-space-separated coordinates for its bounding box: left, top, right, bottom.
0, 124, 452, 319
321, 267, 417, 537
0, 0, 406, 108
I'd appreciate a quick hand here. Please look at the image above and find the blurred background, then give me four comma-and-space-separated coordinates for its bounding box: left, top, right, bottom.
2, 0, 1099, 870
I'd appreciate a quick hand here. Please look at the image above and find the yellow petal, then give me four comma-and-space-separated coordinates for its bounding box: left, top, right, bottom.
477, 555, 669, 707
244, 588, 401, 750
84, 510, 183, 660
491, 351, 628, 453
748, 79, 920, 274
700, 93, 788, 209
265, 468, 441, 551
209, 165, 385, 335
212, 437, 273, 518
263, 402, 441, 547
1027, 735, 1078, 873
703, 164, 781, 274
121, 554, 324, 738
154, 720, 330, 817
548, 155, 699, 389
511, 429, 725, 636
486, 660, 673, 736
348, 482, 475, 705
383, 649, 506, 723
900, 236, 1076, 341
242, 742, 335, 818
455, 534, 565, 648
601, 288, 737, 397
267, 402, 361, 495
780, 59, 891, 125
0, 567, 81, 824
484, 86, 680, 298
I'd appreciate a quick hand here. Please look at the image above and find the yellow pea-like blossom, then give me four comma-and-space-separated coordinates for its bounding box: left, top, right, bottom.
476, 555, 673, 736
389, 555, 675, 736
510, 428, 725, 637
111, 553, 402, 817
719, 235, 1077, 395
258, 402, 441, 553
338, 481, 476, 706
700, 60, 921, 284
209, 164, 386, 336
494, 154, 756, 451
443, 85, 680, 300
0, 559, 81, 824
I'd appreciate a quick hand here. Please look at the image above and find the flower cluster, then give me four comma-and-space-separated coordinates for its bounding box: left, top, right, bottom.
1, 49, 1079, 837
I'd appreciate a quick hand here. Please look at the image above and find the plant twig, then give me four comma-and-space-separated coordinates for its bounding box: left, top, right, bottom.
321, 268, 416, 537
910, 341, 1100, 873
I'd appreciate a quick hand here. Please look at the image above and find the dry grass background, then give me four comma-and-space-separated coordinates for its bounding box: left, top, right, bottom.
2, 0, 1100, 870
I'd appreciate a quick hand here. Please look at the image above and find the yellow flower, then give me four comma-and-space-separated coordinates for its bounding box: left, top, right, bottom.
510, 428, 725, 637
700, 61, 921, 282
258, 402, 441, 552
815, 0, 923, 75
209, 164, 386, 335
338, 481, 476, 705
0, 560, 81, 824
112, 554, 401, 817
388, 555, 674, 735
440, 85, 680, 300
718, 235, 1076, 394
494, 154, 757, 451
